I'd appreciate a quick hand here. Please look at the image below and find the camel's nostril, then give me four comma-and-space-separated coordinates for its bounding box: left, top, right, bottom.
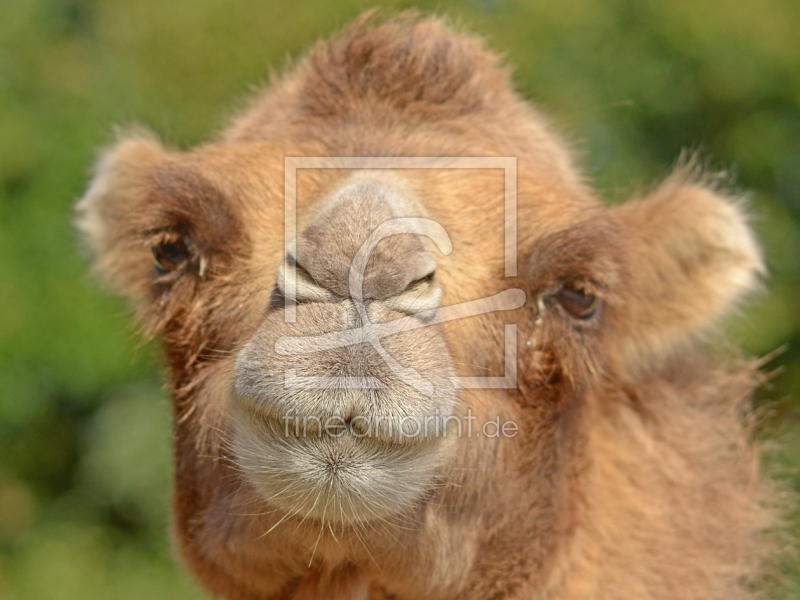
405, 270, 436, 293
382, 270, 442, 317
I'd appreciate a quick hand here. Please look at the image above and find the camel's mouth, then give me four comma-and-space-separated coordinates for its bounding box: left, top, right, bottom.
229, 400, 454, 523
228, 287, 460, 523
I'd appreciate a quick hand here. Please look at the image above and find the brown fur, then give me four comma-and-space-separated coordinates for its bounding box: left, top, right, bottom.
76, 13, 785, 600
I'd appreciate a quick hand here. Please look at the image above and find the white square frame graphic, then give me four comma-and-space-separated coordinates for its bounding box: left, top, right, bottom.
283, 156, 519, 390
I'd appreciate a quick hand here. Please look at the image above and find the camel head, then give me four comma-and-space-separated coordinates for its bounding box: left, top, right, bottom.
76, 14, 778, 600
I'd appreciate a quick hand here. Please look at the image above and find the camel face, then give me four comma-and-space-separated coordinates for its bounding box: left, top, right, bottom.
76, 14, 781, 600
231, 177, 459, 523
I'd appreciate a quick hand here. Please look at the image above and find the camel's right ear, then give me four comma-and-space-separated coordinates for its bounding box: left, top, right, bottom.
76, 130, 168, 300
609, 170, 764, 372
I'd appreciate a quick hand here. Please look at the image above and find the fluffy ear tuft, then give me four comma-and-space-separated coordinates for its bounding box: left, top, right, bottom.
612, 168, 764, 369
76, 128, 167, 299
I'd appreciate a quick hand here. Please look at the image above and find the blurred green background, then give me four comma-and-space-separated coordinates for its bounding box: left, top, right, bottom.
1, 0, 799, 597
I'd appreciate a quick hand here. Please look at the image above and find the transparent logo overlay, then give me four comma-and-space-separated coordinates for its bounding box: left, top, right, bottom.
274, 157, 522, 438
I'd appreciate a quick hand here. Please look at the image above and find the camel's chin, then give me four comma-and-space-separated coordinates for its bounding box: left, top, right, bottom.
231, 414, 452, 523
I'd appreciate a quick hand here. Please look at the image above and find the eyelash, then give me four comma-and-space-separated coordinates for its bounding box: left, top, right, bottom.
149, 230, 209, 279
553, 284, 600, 320
153, 239, 191, 274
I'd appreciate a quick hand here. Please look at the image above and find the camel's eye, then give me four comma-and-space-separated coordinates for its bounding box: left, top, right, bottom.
153, 239, 191, 274
555, 285, 599, 320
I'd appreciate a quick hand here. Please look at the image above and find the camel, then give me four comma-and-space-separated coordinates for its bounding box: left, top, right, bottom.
76, 13, 786, 600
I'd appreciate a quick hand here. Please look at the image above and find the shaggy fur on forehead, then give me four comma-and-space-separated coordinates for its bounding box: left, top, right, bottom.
76, 11, 792, 600
301, 14, 499, 117
223, 13, 560, 162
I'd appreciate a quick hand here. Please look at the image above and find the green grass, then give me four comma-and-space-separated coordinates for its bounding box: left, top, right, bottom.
0, 0, 798, 597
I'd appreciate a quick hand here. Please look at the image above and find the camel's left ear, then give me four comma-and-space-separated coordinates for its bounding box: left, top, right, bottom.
75, 128, 170, 300
610, 169, 764, 369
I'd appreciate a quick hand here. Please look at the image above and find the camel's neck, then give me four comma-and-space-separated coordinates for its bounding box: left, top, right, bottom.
548, 375, 766, 600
